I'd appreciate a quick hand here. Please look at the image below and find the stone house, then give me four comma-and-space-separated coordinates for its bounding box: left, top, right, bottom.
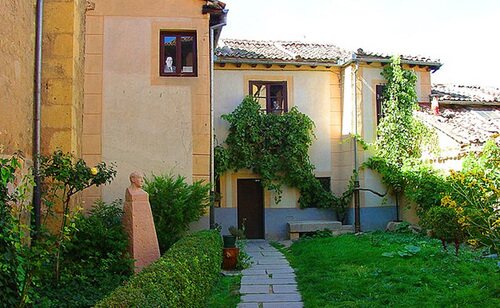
212, 39, 442, 239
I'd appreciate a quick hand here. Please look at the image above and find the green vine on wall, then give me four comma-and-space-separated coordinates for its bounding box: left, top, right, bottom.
375, 56, 438, 167
215, 96, 331, 208
364, 56, 443, 219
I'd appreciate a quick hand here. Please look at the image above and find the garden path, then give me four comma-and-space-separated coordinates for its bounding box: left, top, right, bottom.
237, 240, 303, 308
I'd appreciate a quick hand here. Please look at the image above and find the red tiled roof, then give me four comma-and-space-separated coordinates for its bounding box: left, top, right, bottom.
432, 84, 500, 104
216, 39, 441, 67
416, 104, 500, 147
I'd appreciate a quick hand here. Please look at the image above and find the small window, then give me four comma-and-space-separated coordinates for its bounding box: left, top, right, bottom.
249, 81, 288, 114
376, 84, 386, 124
316, 177, 331, 192
160, 31, 197, 77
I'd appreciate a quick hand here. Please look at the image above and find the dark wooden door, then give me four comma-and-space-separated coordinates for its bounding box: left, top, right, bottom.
237, 179, 264, 239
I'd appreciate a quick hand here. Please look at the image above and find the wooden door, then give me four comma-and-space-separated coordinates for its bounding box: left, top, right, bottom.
237, 179, 264, 239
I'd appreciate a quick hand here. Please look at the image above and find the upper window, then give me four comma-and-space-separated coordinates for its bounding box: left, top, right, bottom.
160, 31, 197, 77
375, 84, 386, 124
249, 81, 288, 114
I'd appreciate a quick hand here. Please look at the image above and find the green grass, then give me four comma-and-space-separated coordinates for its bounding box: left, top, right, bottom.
206, 274, 241, 308
279, 232, 500, 308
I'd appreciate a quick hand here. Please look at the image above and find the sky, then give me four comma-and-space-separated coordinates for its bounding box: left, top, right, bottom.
220, 0, 500, 88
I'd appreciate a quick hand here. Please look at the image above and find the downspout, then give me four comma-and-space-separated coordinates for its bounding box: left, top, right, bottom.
209, 20, 226, 229
352, 57, 361, 233
33, 0, 44, 234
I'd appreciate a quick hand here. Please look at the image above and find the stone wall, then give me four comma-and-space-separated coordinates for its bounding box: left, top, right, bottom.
0, 1, 35, 157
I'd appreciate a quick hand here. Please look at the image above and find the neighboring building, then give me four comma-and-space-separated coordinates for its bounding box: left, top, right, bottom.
81, 0, 227, 233
1, 0, 87, 160
213, 39, 441, 239
417, 84, 500, 170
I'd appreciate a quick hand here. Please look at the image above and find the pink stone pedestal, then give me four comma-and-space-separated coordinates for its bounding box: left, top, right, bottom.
123, 188, 160, 273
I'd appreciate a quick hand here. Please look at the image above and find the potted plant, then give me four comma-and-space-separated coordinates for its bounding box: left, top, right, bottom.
222, 225, 246, 270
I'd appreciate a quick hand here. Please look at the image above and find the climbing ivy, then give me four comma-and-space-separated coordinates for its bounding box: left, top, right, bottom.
375, 56, 437, 167
215, 96, 331, 208
366, 56, 441, 211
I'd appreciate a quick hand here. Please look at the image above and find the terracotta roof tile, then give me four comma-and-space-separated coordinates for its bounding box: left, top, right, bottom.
216, 39, 441, 67
432, 84, 500, 103
355, 48, 440, 65
416, 105, 500, 147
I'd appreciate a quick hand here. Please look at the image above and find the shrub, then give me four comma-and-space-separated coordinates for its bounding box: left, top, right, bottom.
96, 230, 223, 308
37, 200, 133, 307
145, 174, 211, 253
402, 164, 449, 216
421, 205, 464, 254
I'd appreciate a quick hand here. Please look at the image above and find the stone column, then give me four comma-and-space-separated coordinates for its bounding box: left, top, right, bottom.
122, 172, 160, 273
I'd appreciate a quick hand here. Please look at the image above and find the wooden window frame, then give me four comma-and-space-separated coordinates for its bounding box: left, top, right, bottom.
159, 30, 197, 77
249, 81, 288, 114
376, 84, 386, 125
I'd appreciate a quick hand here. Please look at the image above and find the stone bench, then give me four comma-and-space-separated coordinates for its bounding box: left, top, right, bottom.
287, 220, 354, 240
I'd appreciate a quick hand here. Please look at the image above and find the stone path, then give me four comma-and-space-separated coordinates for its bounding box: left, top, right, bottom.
238, 240, 303, 308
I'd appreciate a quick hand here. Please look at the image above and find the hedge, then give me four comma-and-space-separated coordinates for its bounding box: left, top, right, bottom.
95, 230, 222, 307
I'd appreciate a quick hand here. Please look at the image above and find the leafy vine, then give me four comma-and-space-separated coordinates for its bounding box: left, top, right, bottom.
215, 96, 331, 208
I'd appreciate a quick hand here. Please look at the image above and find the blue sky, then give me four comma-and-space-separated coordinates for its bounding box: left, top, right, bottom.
221, 0, 500, 87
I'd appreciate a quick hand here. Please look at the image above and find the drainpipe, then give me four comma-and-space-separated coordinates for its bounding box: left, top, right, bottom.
209, 20, 226, 229
33, 0, 44, 234
352, 56, 361, 233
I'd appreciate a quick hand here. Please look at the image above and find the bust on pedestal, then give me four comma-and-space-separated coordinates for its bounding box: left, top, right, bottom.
122, 172, 160, 273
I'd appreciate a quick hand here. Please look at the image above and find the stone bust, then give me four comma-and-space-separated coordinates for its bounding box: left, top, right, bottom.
128, 171, 145, 192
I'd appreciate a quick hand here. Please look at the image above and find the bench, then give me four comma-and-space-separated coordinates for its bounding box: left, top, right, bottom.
287, 220, 354, 240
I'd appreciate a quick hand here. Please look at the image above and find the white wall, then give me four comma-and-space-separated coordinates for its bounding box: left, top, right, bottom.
214, 70, 332, 173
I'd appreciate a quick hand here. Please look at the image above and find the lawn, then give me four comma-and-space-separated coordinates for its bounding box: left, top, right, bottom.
206, 274, 241, 308
279, 232, 500, 308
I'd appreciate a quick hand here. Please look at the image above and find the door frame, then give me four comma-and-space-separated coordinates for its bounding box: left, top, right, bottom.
236, 178, 265, 239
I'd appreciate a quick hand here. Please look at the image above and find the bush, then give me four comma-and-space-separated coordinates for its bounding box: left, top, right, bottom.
144, 174, 211, 253
37, 200, 133, 307
96, 230, 223, 308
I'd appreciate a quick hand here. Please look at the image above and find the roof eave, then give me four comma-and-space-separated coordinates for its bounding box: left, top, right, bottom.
342, 56, 442, 71
215, 57, 342, 67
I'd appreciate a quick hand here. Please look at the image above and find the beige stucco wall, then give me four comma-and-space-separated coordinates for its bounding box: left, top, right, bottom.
214, 69, 337, 208
0, 1, 35, 157
101, 16, 193, 202
357, 65, 434, 209
83, 0, 211, 207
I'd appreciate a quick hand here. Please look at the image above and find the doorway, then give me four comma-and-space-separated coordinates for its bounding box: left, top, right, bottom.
237, 179, 264, 239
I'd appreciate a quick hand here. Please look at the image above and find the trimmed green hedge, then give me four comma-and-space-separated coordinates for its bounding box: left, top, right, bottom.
95, 230, 222, 307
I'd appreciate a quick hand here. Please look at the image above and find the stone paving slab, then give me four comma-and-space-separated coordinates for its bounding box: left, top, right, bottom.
251, 264, 294, 270
240, 284, 271, 294
239, 240, 303, 306
241, 294, 302, 303
273, 284, 298, 293
237, 303, 259, 308
266, 268, 295, 274
271, 273, 296, 279
257, 259, 289, 265
241, 269, 267, 275
241, 277, 298, 285
262, 302, 304, 308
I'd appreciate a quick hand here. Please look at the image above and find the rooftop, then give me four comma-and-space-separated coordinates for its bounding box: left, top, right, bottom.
416, 104, 500, 148
432, 84, 500, 104
216, 38, 441, 68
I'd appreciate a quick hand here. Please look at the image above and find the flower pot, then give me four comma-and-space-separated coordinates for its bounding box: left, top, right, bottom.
222, 247, 240, 270
223, 235, 236, 248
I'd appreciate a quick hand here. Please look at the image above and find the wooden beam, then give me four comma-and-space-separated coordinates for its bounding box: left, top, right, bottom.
279, 64, 286, 68
265, 64, 272, 68
236, 63, 242, 68
250, 63, 257, 68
